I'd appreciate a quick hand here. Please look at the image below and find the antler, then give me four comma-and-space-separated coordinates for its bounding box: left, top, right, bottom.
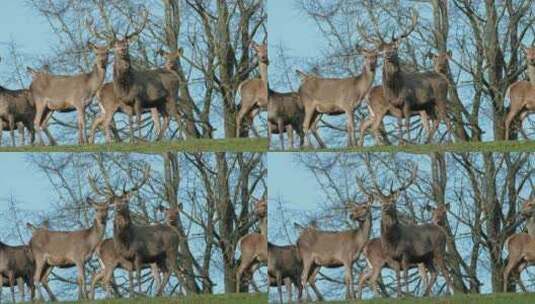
394, 9, 418, 42
88, 173, 117, 198
122, 166, 151, 195
391, 166, 418, 195
123, 7, 149, 41
85, 17, 116, 44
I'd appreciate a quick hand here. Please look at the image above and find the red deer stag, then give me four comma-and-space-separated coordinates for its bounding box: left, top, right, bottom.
366, 168, 453, 296
361, 12, 451, 144
236, 41, 268, 138
27, 43, 109, 145
357, 204, 450, 298
296, 200, 372, 300
297, 48, 378, 147
505, 45, 535, 140
29, 198, 110, 301
236, 199, 267, 292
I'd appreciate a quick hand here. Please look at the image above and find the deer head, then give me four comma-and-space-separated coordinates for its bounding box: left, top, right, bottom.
427, 50, 451, 73
87, 42, 109, 69
357, 48, 379, 72
523, 44, 535, 65
157, 48, 184, 69
86, 197, 111, 225
349, 198, 373, 222
251, 41, 268, 65
425, 203, 450, 225
157, 203, 183, 223
521, 198, 535, 218
255, 198, 267, 218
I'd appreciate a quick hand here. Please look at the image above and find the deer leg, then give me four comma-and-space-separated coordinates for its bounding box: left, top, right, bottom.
288, 124, 295, 149
268, 122, 273, 148
18, 277, 25, 302
90, 268, 106, 299
128, 269, 134, 298
17, 122, 24, 146
358, 116, 374, 146
150, 263, 162, 296
8, 114, 15, 147
356, 267, 370, 299
505, 106, 522, 140
150, 108, 162, 140
8, 271, 15, 303
346, 109, 356, 147
344, 262, 353, 299
40, 108, 57, 146
236, 104, 250, 138
89, 113, 105, 144
435, 256, 454, 295
277, 118, 285, 150
300, 261, 313, 301
276, 272, 283, 304
302, 107, 315, 147
503, 253, 522, 292
76, 108, 86, 144
159, 111, 170, 141
101, 111, 116, 144
403, 105, 411, 144
33, 103, 45, 145
417, 263, 429, 294
76, 262, 87, 299
285, 277, 293, 304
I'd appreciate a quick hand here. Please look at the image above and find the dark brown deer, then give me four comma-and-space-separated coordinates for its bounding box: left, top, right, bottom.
236, 199, 267, 292
296, 201, 372, 300
0, 242, 36, 303
236, 42, 269, 138
505, 45, 535, 140
27, 43, 109, 145
361, 12, 451, 144
268, 91, 304, 150
29, 199, 110, 301
268, 243, 323, 303
297, 49, 378, 147
357, 204, 450, 298
365, 168, 454, 296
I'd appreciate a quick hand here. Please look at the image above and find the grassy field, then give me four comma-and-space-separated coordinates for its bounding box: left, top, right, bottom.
0, 138, 268, 153
67, 293, 266, 304
324, 293, 535, 304
272, 140, 535, 154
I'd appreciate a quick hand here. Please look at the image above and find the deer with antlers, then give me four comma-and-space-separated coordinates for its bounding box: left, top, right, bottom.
359, 50, 452, 146
505, 45, 535, 140
297, 48, 379, 147
357, 203, 450, 298
236, 41, 269, 138
360, 12, 451, 144
236, 199, 267, 292
88, 10, 182, 142
28, 197, 110, 300
360, 167, 453, 296
26, 42, 109, 145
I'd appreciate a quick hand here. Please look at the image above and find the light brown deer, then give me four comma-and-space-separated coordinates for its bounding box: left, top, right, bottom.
296, 201, 372, 300
27, 42, 109, 145
297, 49, 378, 147
236, 42, 268, 138
505, 45, 535, 140
29, 199, 110, 301
503, 198, 535, 291
236, 199, 267, 292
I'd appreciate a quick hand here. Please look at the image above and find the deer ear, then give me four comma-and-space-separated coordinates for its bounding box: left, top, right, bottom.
87, 41, 96, 50
157, 49, 166, 56
178, 202, 183, 210
424, 204, 433, 211
445, 203, 451, 210
447, 50, 452, 58
177, 47, 184, 56
426, 52, 434, 59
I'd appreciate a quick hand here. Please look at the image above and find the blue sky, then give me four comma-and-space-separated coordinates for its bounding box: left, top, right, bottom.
0, 153, 55, 211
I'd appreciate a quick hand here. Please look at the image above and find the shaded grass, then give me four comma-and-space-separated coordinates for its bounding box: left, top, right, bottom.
273, 140, 535, 154
326, 293, 535, 304
71, 293, 266, 304
0, 138, 268, 153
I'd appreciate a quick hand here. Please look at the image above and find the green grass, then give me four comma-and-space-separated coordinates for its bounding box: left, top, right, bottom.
272, 140, 535, 154
68, 293, 266, 304
0, 138, 268, 153
326, 293, 535, 304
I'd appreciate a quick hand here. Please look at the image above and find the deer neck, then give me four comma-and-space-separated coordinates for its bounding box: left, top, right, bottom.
259, 61, 269, 91
362, 63, 376, 91
89, 63, 107, 91
88, 218, 106, 250
357, 212, 372, 241
526, 214, 535, 236
259, 215, 267, 236
528, 63, 535, 85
